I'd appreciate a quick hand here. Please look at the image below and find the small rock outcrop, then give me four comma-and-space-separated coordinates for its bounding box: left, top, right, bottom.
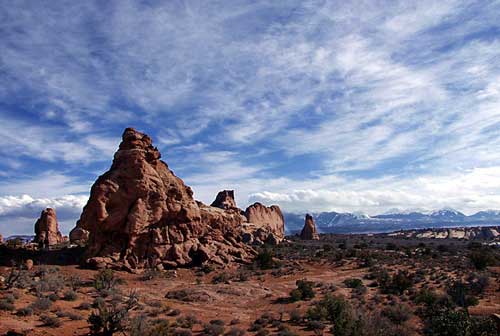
34, 208, 63, 248
211, 190, 238, 210
300, 214, 319, 240
70, 128, 284, 270
0, 234, 3, 244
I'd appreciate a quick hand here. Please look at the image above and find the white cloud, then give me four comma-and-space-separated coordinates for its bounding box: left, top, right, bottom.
0, 194, 87, 236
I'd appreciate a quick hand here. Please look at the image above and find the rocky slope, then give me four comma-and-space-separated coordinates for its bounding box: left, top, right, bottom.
70, 128, 284, 270
33, 208, 63, 248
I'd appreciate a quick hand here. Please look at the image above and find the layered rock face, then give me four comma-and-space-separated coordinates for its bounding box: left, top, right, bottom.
34, 208, 63, 248
300, 214, 319, 240
70, 128, 284, 270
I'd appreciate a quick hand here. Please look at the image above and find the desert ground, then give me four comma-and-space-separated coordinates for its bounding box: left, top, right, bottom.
1, 235, 498, 336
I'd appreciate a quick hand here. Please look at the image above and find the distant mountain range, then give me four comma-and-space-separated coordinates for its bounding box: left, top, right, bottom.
284, 209, 500, 234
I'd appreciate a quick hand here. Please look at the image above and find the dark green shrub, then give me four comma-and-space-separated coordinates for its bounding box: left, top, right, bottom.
88, 291, 139, 335
343, 278, 363, 289
16, 307, 33, 316
30, 297, 52, 312
424, 309, 470, 336
255, 249, 276, 269
63, 289, 78, 301
40, 314, 62, 327
0, 299, 15, 311
93, 269, 121, 292
203, 322, 224, 335
289, 280, 315, 301
382, 304, 411, 324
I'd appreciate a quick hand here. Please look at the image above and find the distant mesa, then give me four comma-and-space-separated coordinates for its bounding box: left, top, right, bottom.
69, 127, 284, 270
33, 208, 63, 248
300, 214, 319, 240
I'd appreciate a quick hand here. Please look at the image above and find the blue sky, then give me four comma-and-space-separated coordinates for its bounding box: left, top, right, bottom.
1, 1, 500, 236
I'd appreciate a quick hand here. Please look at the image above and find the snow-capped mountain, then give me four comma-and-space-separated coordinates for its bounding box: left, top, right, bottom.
283, 208, 500, 234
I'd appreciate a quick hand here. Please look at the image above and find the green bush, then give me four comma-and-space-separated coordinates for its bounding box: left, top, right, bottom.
424, 309, 470, 336
289, 280, 315, 301
469, 249, 495, 270
343, 278, 363, 289
93, 269, 121, 292
255, 249, 276, 269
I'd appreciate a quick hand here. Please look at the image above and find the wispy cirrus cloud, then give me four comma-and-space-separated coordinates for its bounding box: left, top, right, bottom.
0, 1, 500, 235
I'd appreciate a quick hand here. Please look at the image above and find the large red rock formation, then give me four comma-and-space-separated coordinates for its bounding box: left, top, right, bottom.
300, 214, 319, 240
244, 203, 285, 243
211, 190, 238, 210
70, 128, 283, 270
34, 208, 64, 248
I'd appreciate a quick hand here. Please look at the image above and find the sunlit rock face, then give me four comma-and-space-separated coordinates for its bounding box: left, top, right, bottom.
34, 208, 63, 248
70, 128, 285, 270
300, 214, 320, 240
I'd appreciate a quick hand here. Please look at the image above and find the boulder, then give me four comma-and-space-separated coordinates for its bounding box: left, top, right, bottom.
0, 234, 3, 244
34, 208, 63, 248
300, 214, 319, 240
69, 226, 90, 245
70, 128, 260, 270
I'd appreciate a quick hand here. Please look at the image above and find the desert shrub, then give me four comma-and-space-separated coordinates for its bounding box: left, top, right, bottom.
414, 289, 439, 306
447, 281, 479, 308
212, 272, 230, 284
424, 309, 470, 336
306, 294, 356, 334
3, 294, 16, 304
0, 299, 15, 311
130, 314, 150, 336
380, 270, 413, 295
343, 278, 363, 289
225, 327, 246, 336
176, 315, 198, 329
255, 249, 276, 269
93, 269, 122, 292
88, 291, 139, 335
144, 319, 174, 336
40, 314, 62, 327
469, 249, 495, 270
255, 330, 269, 336
77, 302, 92, 310
382, 304, 411, 324
62, 289, 78, 301
166, 288, 212, 303
289, 279, 315, 302
307, 320, 325, 334
48, 293, 59, 302
289, 309, 302, 323
30, 297, 52, 312
174, 328, 193, 336
16, 306, 33, 316
35, 267, 65, 293
470, 316, 498, 336
203, 322, 225, 335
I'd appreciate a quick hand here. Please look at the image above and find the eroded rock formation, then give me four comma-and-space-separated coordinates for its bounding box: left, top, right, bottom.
70, 128, 285, 270
211, 190, 238, 210
300, 214, 319, 240
34, 208, 63, 248
244, 203, 285, 244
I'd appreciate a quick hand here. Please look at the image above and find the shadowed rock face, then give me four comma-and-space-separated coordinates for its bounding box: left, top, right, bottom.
70, 128, 284, 270
34, 208, 63, 247
211, 190, 238, 210
300, 214, 319, 240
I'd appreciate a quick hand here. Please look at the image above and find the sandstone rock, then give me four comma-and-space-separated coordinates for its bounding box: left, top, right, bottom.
0, 234, 3, 244
34, 208, 63, 248
211, 190, 238, 210
300, 214, 319, 240
70, 128, 258, 270
69, 226, 90, 244
244, 202, 285, 243
25, 259, 34, 271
